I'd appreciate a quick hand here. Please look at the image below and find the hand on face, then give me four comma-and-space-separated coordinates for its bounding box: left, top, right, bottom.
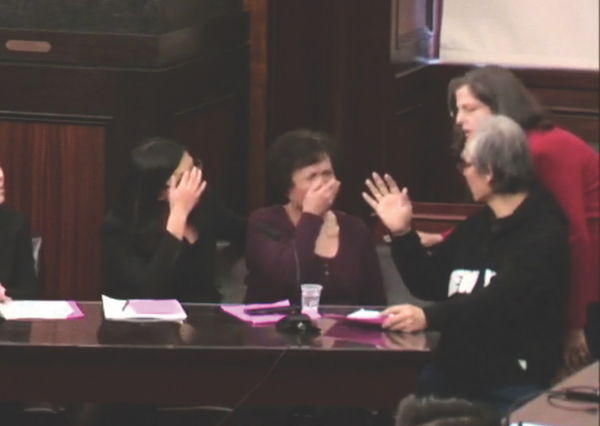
302, 178, 340, 217
363, 173, 412, 236
168, 167, 207, 216
381, 304, 427, 332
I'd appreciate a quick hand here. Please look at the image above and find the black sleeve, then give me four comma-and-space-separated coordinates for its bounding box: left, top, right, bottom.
390, 228, 459, 302
423, 220, 568, 332
6, 216, 38, 299
101, 220, 184, 299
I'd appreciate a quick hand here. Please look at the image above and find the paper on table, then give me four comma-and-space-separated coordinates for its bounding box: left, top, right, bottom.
221, 300, 320, 325
102, 295, 187, 322
325, 308, 385, 326
347, 309, 382, 319
0, 301, 84, 320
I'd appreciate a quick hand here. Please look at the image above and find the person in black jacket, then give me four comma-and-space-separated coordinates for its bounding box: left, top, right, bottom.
363, 116, 568, 415
0, 161, 37, 301
100, 137, 246, 303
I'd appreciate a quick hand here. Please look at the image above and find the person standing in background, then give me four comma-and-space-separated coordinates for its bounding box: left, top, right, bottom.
417, 66, 599, 374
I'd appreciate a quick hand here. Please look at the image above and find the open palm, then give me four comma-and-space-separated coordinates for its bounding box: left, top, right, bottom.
363, 173, 412, 235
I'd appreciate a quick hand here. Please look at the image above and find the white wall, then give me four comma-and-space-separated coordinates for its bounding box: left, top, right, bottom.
440, 0, 599, 69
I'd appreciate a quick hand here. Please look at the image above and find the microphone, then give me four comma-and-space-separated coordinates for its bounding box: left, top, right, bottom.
257, 221, 319, 335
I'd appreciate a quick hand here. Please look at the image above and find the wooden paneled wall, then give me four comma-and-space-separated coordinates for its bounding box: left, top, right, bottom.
0, 5, 249, 300
0, 121, 105, 299
252, 0, 599, 213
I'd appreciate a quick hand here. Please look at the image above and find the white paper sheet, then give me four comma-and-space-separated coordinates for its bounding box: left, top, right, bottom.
101, 295, 187, 322
347, 309, 382, 319
0, 301, 77, 320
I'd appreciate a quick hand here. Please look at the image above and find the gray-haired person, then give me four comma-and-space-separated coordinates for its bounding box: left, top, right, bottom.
363, 115, 569, 415
396, 395, 500, 426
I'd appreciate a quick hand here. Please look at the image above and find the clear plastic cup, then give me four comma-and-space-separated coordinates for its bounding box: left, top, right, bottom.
300, 284, 323, 314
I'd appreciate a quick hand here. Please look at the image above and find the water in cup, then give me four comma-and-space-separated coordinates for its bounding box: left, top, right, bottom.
301, 284, 322, 314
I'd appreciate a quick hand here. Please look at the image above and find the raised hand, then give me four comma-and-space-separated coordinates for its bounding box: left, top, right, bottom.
302, 178, 340, 217
168, 167, 207, 216
362, 173, 412, 236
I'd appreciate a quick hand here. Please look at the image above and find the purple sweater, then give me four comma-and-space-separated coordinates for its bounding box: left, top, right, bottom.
244, 205, 386, 306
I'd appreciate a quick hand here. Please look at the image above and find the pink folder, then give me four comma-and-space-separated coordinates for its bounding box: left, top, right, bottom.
127, 299, 184, 315
67, 301, 84, 319
221, 300, 319, 325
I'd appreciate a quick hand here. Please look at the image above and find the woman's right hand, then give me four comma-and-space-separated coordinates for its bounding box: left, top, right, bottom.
168, 167, 207, 216
302, 178, 340, 217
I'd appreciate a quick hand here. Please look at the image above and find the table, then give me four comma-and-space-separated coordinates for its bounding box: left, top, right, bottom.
0, 303, 432, 409
510, 362, 599, 426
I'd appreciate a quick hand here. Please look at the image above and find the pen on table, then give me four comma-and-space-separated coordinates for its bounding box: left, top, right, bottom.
122, 300, 130, 311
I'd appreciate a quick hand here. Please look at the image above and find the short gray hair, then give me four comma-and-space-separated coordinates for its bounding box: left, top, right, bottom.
395, 395, 499, 426
464, 115, 534, 194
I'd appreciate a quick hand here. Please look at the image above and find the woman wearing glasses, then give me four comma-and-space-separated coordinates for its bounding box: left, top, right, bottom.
418, 66, 599, 374
100, 137, 246, 303
365, 116, 569, 415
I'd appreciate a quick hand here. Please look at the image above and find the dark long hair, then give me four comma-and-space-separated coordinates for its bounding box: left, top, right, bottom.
114, 137, 186, 232
448, 66, 553, 157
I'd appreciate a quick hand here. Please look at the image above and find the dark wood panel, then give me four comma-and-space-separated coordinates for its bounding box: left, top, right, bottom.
0, 12, 248, 68
244, 0, 269, 211
412, 201, 483, 233
0, 6, 249, 300
0, 121, 105, 300
175, 98, 248, 212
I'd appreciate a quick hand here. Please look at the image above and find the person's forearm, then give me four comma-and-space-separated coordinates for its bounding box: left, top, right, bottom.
166, 208, 187, 240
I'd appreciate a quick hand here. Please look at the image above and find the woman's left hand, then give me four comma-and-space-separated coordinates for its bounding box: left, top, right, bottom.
363, 173, 412, 236
381, 304, 427, 332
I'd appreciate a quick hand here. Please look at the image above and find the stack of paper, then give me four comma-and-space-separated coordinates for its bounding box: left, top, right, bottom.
102, 295, 187, 322
0, 301, 84, 320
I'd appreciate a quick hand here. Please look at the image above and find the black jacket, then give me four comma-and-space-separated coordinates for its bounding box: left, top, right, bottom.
0, 206, 38, 299
391, 184, 568, 388
100, 187, 246, 303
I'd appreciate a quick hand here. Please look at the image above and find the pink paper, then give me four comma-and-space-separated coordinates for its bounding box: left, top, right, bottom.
221, 300, 320, 325
67, 301, 84, 319
128, 299, 184, 315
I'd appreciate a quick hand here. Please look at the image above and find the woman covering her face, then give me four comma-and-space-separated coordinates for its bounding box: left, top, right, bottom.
243, 129, 386, 306
100, 137, 246, 303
